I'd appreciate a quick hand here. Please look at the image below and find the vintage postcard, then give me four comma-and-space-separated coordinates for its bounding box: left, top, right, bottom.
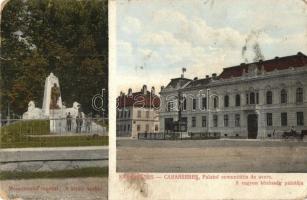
0, 0, 108, 199
110, 0, 307, 199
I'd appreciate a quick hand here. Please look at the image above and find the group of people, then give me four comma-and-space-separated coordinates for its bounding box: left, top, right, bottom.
66, 112, 92, 133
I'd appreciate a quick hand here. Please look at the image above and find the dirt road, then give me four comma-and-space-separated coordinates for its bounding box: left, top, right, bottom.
117, 139, 307, 172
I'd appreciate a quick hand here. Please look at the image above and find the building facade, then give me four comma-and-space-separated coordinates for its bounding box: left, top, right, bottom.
159, 53, 307, 139
117, 85, 160, 138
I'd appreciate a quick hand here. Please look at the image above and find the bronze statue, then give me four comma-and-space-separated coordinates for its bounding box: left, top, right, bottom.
50, 83, 60, 109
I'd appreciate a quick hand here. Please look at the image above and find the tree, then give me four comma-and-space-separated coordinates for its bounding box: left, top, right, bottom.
0, 0, 108, 117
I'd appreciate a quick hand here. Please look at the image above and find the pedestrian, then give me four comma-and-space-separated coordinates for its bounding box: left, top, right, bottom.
85, 116, 91, 133
78, 115, 83, 133
76, 116, 80, 133
66, 112, 72, 132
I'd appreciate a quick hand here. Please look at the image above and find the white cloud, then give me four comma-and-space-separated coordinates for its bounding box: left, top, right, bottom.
116, 0, 307, 93
120, 16, 142, 35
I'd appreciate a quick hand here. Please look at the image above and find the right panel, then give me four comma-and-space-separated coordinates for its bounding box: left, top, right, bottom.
112, 0, 307, 199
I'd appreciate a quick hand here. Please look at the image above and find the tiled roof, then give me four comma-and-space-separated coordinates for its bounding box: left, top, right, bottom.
186, 77, 212, 88
219, 52, 307, 79
117, 91, 160, 108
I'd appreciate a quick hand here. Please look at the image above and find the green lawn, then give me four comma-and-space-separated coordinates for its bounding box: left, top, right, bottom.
0, 120, 108, 148
0, 167, 108, 180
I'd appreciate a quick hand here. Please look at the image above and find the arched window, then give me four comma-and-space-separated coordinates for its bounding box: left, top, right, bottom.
224, 95, 229, 107
235, 94, 240, 107
280, 89, 287, 104
213, 96, 218, 108
296, 87, 303, 103
250, 92, 255, 104
266, 91, 272, 104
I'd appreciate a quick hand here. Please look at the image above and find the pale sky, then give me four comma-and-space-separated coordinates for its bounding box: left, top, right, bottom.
117, 0, 307, 93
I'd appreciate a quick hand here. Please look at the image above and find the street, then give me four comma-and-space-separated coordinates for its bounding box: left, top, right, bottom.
117, 138, 307, 172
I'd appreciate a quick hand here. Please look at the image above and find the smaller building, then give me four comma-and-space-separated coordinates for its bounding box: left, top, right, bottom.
116, 85, 160, 138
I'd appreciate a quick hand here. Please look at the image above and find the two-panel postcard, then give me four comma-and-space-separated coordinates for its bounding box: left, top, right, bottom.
1, 0, 307, 199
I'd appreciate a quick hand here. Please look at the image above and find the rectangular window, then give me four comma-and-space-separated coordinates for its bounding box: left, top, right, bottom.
235, 114, 240, 127
192, 117, 196, 127
256, 92, 259, 104
202, 116, 207, 127
155, 125, 159, 131
236, 94, 241, 107
146, 110, 149, 118
167, 101, 174, 111
146, 124, 149, 132
202, 97, 207, 110
250, 92, 255, 104
281, 112, 287, 126
124, 110, 127, 118
127, 124, 130, 131
266, 113, 272, 126
246, 93, 249, 105
267, 91, 273, 104
183, 98, 187, 111
137, 110, 141, 118
224, 115, 229, 127
192, 99, 197, 110
296, 88, 303, 103
297, 112, 304, 126
127, 110, 130, 118
137, 125, 141, 131
213, 115, 218, 127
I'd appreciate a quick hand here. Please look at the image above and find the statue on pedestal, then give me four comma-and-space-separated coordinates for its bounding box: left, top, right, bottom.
22, 101, 45, 119
50, 83, 60, 109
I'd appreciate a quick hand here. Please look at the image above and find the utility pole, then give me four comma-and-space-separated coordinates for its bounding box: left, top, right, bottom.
207, 89, 210, 133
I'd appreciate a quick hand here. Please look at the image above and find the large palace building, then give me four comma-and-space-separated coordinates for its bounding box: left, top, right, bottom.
159, 52, 307, 139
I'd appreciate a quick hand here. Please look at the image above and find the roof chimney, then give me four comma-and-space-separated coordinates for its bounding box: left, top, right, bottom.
151, 86, 155, 95
206, 75, 209, 79
128, 88, 132, 96
212, 73, 217, 77
142, 85, 147, 95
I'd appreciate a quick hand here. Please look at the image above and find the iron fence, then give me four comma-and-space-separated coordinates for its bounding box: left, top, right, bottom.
138, 132, 221, 140
0, 118, 108, 148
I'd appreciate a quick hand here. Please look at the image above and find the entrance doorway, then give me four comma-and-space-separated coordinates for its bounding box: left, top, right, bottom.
164, 118, 173, 132
247, 114, 258, 139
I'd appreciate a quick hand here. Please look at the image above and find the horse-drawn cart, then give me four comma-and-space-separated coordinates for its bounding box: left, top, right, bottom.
282, 130, 307, 140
